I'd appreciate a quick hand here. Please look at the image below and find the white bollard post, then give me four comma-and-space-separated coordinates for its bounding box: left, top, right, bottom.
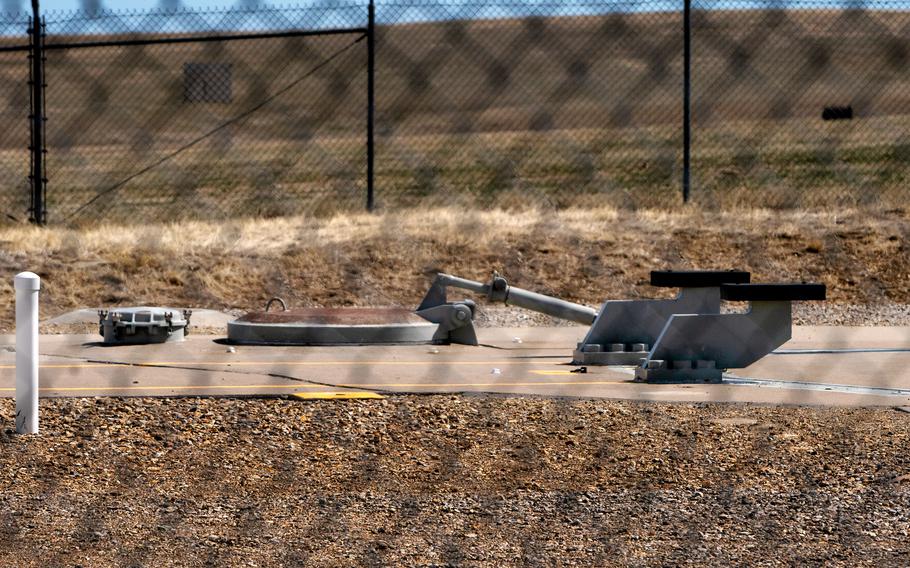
15, 272, 39, 434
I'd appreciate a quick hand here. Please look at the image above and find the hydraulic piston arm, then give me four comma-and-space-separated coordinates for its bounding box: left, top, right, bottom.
416, 273, 596, 345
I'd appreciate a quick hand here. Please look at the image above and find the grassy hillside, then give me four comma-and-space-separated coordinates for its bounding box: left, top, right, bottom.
0, 8, 907, 222
0, 206, 906, 330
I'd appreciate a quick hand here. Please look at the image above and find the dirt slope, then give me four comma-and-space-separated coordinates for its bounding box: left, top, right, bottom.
0, 207, 907, 332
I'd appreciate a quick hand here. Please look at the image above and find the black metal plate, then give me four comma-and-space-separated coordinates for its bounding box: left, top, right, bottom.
721, 283, 827, 302
651, 270, 751, 288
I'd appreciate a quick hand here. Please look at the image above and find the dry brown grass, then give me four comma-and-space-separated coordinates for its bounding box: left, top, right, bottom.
0, 205, 907, 331
0, 205, 871, 257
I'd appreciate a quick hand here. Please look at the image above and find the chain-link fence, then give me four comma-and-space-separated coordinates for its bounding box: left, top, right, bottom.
0, 0, 908, 224
0, 12, 30, 222
378, 2, 688, 210
691, 0, 910, 209
43, 5, 370, 223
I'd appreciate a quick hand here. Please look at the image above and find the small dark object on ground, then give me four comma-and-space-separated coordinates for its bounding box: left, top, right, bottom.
822, 105, 853, 120
571, 366, 588, 374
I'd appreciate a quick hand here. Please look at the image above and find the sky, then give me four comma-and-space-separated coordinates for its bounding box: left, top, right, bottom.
10, 0, 908, 15
8, 0, 301, 14
25, 0, 235, 12
0, 0, 679, 36
4, 0, 748, 37
1, 0, 905, 32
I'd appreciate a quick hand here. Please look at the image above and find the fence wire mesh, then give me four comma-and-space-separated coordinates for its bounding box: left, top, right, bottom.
375, 2, 683, 210
691, 0, 910, 209
0, 2, 909, 565
0, 0, 906, 222
0, 12, 30, 222
42, 5, 369, 222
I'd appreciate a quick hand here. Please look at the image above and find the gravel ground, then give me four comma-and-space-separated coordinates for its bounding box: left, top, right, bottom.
791, 302, 910, 326
0, 396, 908, 566
36, 302, 910, 337
474, 302, 910, 328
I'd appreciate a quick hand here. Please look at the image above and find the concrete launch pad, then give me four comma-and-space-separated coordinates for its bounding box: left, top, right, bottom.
227, 307, 437, 345
1, 326, 909, 407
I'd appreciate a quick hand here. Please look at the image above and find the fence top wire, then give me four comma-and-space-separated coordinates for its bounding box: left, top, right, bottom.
3, 0, 908, 37
39, 3, 368, 37
376, 0, 910, 8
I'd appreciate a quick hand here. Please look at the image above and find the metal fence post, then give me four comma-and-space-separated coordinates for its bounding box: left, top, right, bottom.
682, 0, 691, 204
366, 0, 375, 212
28, 0, 47, 225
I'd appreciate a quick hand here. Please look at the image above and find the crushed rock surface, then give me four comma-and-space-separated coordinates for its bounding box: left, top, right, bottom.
0, 396, 908, 566
38, 302, 910, 337
474, 302, 910, 328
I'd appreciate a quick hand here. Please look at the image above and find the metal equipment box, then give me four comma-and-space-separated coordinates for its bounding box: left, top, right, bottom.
99, 307, 191, 345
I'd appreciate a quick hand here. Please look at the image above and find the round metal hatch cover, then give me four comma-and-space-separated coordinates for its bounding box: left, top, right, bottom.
227, 308, 436, 345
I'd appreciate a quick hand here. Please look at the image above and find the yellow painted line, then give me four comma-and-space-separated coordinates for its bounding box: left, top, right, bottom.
0, 380, 623, 393
0, 360, 539, 370
530, 370, 577, 376
0, 384, 327, 393
347, 381, 622, 388
293, 392, 384, 400
0, 364, 130, 369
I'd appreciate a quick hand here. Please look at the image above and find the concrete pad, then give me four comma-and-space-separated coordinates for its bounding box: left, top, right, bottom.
0, 326, 909, 406
738, 352, 910, 388
0, 358, 326, 398
782, 326, 910, 350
